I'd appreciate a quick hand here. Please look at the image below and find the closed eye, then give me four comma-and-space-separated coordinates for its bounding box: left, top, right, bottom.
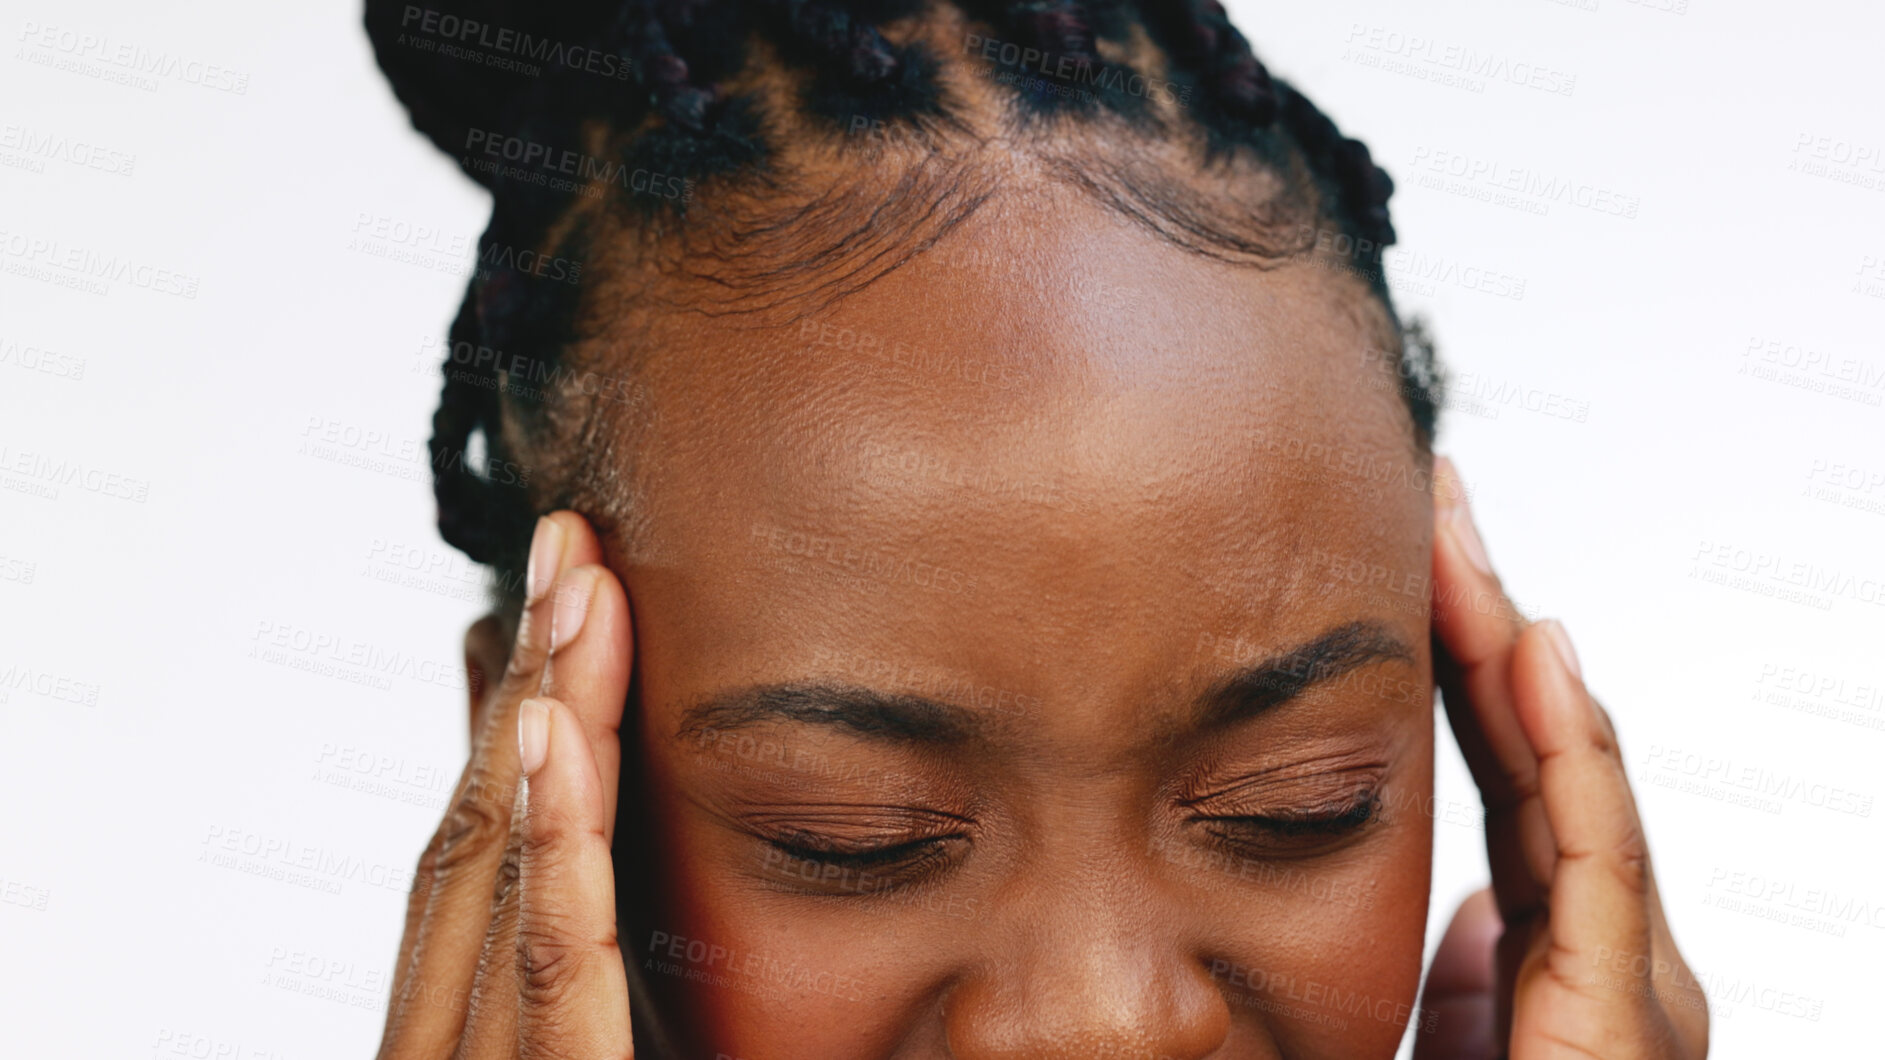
770, 833, 957, 870
1191, 791, 1382, 858
739, 808, 975, 896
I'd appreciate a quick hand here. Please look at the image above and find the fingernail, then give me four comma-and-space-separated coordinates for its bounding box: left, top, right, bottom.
518, 698, 550, 775
548, 568, 595, 655
525, 517, 565, 607
1541, 619, 1582, 680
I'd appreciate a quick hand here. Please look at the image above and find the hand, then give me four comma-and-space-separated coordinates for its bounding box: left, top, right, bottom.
377, 512, 636, 1059
1415, 459, 1708, 1060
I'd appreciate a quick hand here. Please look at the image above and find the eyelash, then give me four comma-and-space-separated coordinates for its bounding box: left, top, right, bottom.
759, 832, 964, 895
750, 789, 1382, 895
1193, 791, 1382, 858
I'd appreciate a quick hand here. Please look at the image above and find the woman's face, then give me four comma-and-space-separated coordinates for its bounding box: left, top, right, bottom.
597, 187, 1435, 1059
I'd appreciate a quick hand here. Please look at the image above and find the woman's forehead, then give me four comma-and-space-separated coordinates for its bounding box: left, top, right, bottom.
579, 206, 1429, 700
587, 185, 1414, 527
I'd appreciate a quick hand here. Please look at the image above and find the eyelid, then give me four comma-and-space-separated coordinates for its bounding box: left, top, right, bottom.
1177, 759, 1389, 816
737, 803, 974, 839
1188, 790, 1383, 863
756, 832, 967, 897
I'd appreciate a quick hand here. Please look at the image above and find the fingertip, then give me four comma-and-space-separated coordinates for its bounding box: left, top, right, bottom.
1432, 459, 1492, 580
526, 696, 606, 818
1508, 618, 1598, 758
1426, 886, 1501, 995
544, 509, 605, 568
1428, 463, 1528, 670
525, 515, 569, 608
548, 566, 602, 657
541, 563, 632, 718
1540, 618, 1582, 681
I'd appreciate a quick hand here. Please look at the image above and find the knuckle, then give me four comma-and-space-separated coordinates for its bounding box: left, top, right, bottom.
434, 776, 511, 874
516, 920, 587, 1004
410, 828, 445, 892
492, 838, 523, 908
518, 825, 581, 894
503, 612, 550, 684
1592, 701, 1622, 756
1611, 827, 1652, 894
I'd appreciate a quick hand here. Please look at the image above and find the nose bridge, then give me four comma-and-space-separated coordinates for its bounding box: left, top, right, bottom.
943, 862, 1230, 1060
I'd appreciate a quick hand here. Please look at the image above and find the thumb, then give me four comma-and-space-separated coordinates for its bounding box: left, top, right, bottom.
1413, 888, 1501, 1060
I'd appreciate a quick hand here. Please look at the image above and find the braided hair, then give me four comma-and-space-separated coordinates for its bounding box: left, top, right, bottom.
367, 0, 1440, 607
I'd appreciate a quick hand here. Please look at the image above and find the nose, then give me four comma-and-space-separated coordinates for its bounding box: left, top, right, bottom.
941, 895, 1231, 1060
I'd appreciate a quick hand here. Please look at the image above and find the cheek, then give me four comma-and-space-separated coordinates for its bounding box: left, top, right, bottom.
634, 794, 1436, 1059
636, 840, 974, 1059
1183, 712, 1432, 1048
1207, 740, 1435, 1054
630, 749, 967, 1059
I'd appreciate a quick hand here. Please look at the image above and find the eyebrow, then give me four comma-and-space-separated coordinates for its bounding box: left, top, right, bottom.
1194, 620, 1416, 729
677, 683, 982, 745
674, 620, 1416, 747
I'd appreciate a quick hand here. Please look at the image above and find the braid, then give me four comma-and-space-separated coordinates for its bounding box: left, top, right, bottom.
760, 0, 944, 122
1165, 0, 1277, 125
367, 0, 1435, 597
625, 1, 719, 131
952, 0, 1110, 113
1277, 86, 1396, 252
431, 282, 514, 566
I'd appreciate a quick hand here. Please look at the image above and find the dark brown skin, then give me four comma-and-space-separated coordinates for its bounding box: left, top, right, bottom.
612, 184, 1432, 1059
374, 176, 1708, 1059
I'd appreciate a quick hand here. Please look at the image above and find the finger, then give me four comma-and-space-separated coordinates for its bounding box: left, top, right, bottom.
1428, 459, 1557, 915
510, 513, 627, 837
514, 697, 635, 1058
379, 617, 508, 1038
455, 559, 618, 1057
541, 563, 631, 839
378, 827, 448, 1055
465, 512, 598, 737
1510, 621, 1654, 964
1413, 888, 1500, 1060
1430, 458, 1535, 810
465, 615, 510, 743
379, 515, 577, 1053
452, 799, 526, 1059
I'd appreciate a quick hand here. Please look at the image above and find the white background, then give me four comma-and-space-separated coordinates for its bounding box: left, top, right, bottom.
2, 0, 1882, 1056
